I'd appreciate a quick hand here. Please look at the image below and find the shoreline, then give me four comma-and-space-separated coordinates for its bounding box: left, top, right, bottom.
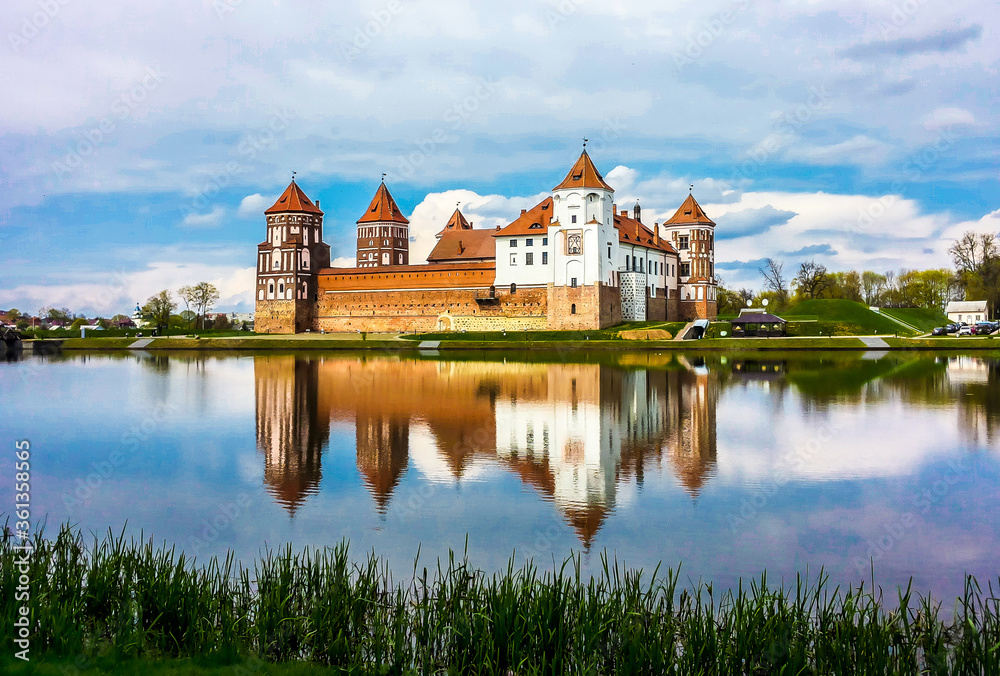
34, 334, 1000, 352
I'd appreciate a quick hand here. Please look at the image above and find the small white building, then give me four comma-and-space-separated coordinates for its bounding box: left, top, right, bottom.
945, 300, 990, 324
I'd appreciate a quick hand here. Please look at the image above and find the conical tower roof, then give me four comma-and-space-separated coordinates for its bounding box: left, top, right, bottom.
265, 180, 323, 215
357, 182, 409, 225
436, 208, 472, 238
553, 150, 613, 191
664, 193, 715, 226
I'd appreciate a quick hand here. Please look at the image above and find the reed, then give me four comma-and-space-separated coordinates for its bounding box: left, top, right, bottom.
3, 523, 998, 674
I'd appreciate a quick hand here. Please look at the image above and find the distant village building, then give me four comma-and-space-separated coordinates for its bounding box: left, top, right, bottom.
946, 300, 990, 324
255, 151, 719, 333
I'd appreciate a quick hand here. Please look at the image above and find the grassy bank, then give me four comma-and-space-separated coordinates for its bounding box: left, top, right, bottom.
3, 526, 999, 674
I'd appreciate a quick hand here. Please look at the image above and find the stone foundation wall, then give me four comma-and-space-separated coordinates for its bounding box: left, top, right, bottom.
453, 315, 548, 332
255, 299, 298, 333
647, 295, 667, 322
315, 286, 548, 333
547, 283, 621, 330
679, 299, 718, 321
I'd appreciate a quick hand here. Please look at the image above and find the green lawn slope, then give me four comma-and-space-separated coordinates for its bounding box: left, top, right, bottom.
879, 307, 950, 332
780, 299, 917, 336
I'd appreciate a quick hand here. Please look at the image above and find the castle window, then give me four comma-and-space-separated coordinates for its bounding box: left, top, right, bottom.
571, 277, 578, 288
608, 245, 611, 259
510, 283, 517, 294
571, 215, 577, 223
526, 252, 534, 266
526, 238, 533, 246
678, 235, 689, 250
571, 304, 576, 314
542, 252, 548, 265
278, 283, 284, 294
510, 254, 517, 266
680, 262, 690, 277
542, 237, 548, 245
510, 239, 517, 247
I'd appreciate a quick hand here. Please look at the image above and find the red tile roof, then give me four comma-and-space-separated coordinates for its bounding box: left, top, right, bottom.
357, 182, 409, 225
553, 150, 613, 191
494, 197, 555, 237
615, 210, 677, 254
438, 208, 472, 235
664, 193, 715, 226
265, 180, 324, 215
427, 229, 496, 263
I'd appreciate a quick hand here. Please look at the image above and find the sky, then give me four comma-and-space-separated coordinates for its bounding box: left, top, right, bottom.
1, 0, 998, 315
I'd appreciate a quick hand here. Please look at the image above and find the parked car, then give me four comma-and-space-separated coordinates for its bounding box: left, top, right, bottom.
931, 327, 949, 336
945, 323, 961, 333
958, 326, 973, 336
973, 323, 997, 335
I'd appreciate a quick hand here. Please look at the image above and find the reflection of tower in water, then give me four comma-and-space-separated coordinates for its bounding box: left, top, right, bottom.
662, 359, 718, 496
355, 412, 409, 513
254, 356, 329, 514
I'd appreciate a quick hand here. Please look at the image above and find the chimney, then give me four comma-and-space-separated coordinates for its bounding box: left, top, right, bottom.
520, 209, 527, 215
469, 221, 473, 228
459, 240, 464, 253
633, 203, 641, 223
654, 223, 660, 245
316, 200, 320, 209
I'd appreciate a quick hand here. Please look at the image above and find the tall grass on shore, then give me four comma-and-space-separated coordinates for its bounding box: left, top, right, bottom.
3, 524, 999, 673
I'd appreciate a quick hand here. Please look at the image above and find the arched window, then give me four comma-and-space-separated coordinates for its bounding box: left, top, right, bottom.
272, 250, 280, 270
302, 249, 310, 269
267, 282, 274, 299
278, 282, 284, 294
510, 283, 517, 294
571, 304, 576, 315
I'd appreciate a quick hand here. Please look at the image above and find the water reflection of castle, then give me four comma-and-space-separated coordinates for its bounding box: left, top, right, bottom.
253, 356, 718, 543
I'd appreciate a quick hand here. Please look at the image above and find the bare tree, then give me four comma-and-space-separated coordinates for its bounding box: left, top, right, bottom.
177, 285, 197, 328
759, 258, 787, 303
793, 260, 829, 299
950, 231, 997, 273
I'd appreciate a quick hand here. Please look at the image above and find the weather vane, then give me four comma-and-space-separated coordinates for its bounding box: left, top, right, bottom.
292, 171, 297, 181
381, 172, 386, 183
583, 137, 588, 148
689, 184, 694, 192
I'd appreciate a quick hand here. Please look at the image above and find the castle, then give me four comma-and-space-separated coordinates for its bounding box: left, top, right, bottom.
254, 150, 718, 333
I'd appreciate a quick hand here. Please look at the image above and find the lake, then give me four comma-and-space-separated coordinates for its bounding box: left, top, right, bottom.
3, 349, 999, 605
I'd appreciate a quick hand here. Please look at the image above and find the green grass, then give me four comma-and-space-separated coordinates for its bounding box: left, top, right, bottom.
3, 525, 999, 674
880, 306, 951, 332
401, 321, 687, 342
781, 299, 918, 336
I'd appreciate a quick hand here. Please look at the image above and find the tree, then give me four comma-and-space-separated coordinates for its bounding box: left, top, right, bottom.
950, 231, 997, 273
861, 271, 886, 306
7, 308, 21, 322
189, 282, 220, 329
143, 290, 176, 331
793, 260, 829, 299
178, 285, 198, 328
213, 314, 232, 330
758, 258, 788, 306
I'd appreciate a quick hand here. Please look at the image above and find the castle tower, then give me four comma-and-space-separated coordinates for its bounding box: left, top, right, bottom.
662, 193, 717, 320
356, 181, 409, 268
255, 179, 331, 333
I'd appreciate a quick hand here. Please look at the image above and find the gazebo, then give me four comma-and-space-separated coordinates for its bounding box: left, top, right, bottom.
730, 312, 787, 337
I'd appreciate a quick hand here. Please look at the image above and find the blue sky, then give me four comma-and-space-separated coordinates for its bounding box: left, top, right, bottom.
1, 0, 998, 315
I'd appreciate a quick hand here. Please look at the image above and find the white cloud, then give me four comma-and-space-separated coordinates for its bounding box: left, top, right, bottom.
784, 135, 893, 166
0, 260, 255, 316
922, 107, 977, 131
181, 206, 226, 228
238, 193, 272, 217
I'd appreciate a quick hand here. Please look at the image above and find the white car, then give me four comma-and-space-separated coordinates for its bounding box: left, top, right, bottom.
957, 326, 973, 336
